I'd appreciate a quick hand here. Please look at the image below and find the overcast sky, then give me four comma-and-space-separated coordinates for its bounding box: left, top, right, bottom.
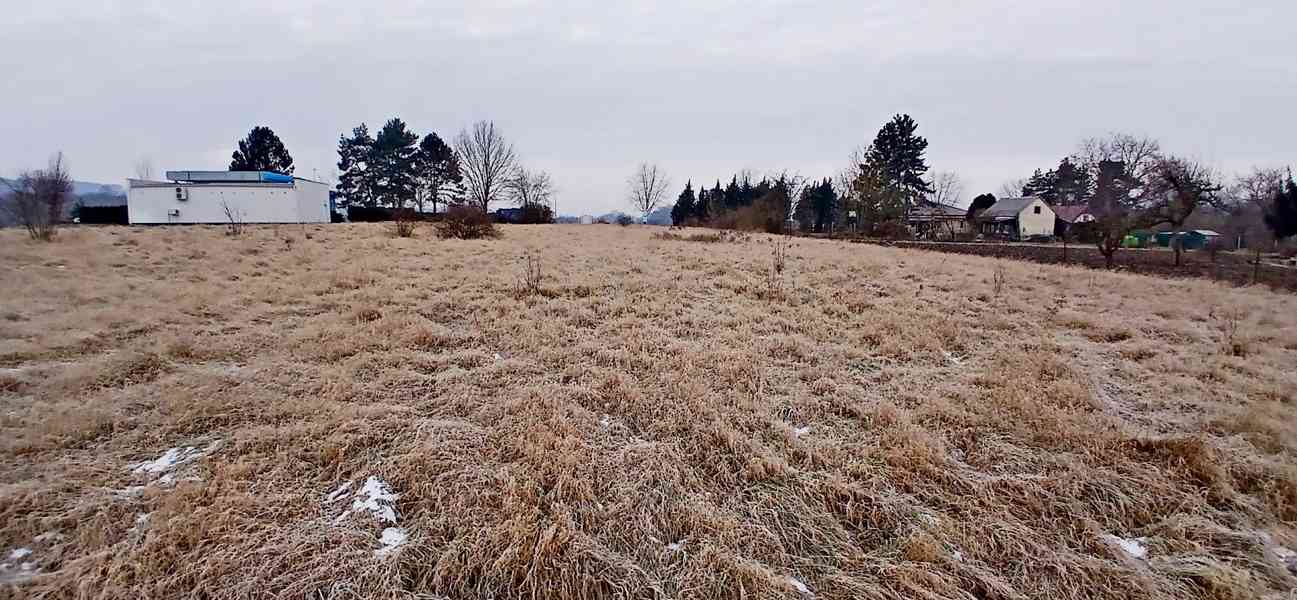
3, 1, 1295, 214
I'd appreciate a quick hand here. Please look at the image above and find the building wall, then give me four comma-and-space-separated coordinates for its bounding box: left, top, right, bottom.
1016, 198, 1056, 238
128, 180, 330, 224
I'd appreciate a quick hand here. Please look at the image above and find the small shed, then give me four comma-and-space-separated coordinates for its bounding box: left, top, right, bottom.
1155, 230, 1220, 250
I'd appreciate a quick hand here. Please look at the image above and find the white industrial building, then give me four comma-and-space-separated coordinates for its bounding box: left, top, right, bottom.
127, 171, 331, 224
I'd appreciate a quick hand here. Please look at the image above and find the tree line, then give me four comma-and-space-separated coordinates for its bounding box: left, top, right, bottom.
221, 121, 555, 221
658, 113, 951, 236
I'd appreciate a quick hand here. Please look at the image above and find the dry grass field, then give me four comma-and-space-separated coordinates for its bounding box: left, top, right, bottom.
2, 223, 1296, 600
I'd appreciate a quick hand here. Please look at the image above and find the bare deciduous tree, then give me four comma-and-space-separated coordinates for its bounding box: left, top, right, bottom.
927, 171, 964, 207
1077, 133, 1163, 184
1143, 156, 1222, 266
1227, 167, 1286, 281
627, 163, 670, 222
508, 167, 555, 209
454, 121, 517, 213
998, 178, 1028, 199
3, 152, 73, 241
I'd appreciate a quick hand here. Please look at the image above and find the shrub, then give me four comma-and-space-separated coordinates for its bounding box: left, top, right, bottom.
392, 208, 417, 238
436, 205, 499, 239
616, 214, 635, 226
3, 152, 72, 241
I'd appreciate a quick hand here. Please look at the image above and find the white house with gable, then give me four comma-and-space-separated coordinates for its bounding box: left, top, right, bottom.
977, 197, 1056, 240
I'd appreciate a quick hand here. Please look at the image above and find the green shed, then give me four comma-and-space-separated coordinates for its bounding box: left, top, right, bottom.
1155, 230, 1220, 250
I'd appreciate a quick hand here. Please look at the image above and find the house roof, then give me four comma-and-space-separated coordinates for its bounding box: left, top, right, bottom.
979, 197, 1039, 221
1053, 205, 1093, 223
906, 201, 966, 220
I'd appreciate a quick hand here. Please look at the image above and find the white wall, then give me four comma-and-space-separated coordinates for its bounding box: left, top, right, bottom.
1017, 198, 1056, 238
128, 179, 329, 224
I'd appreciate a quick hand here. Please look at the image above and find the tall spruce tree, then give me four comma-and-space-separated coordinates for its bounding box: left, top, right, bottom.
672, 180, 696, 225
230, 126, 294, 174
371, 118, 419, 209
413, 132, 463, 213
867, 114, 932, 202
336, 124, 375, 208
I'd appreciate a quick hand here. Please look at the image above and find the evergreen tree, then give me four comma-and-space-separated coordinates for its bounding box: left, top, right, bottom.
230, 126, 294, 174
413, 132, 463, 213
867, 114, 932, 201
851, 160, 908, 234
1022, 168, 1058, 201
724, 176, 739, 211
371, 118, 420, 209
1053, 157, 1092, 204
336, 124, 375, 207
672, 180, 696, 225
966, 193, 997, 220
1263, 174, 1297, 241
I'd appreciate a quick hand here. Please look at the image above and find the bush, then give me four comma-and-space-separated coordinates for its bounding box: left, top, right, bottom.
871, 219, 910, 240
616, 214, 635, 226
435, 205, 499, 239
392, 208, 417, 238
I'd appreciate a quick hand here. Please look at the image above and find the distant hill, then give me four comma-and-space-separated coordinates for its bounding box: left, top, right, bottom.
0, 178, 126, 226
0, 178, 125, 197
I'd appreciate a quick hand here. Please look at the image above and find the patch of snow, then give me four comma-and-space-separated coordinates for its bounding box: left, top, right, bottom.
942, 350, 966, 366
1274, 546, 1297, 574
130, 441, 219, 476
667, 540, 685, 552
793, 425, 811, 437
338, 476, 399, 524
787, 576, 813, 597
375, 527, 408, 557
19, 562, 34, 571
1105, 534, 1148, 559
8, 549, 31, 561
135, 513, 151, 526
599, 415, 612, 428
33, 532, 63, 544
493, 352, 503, 361
951, 549, 964, 562
917, 512, 940, 527
325, 480, 354, 503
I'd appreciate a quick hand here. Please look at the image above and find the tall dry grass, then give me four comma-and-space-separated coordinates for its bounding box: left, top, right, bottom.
0, 223, 1295, 599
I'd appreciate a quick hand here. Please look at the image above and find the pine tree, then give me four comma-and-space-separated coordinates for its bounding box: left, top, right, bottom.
230, 126, 294, 174
672, 180, 696, 225
413, 132, 463, 214
724, 176, 739, 211
1022, 168, 1058, 201
867, 114, 932, 202
371, 118, 419, 209
1053, 157, 1092, 204
1264, 174, 1297, 241
336, 124, 375, 208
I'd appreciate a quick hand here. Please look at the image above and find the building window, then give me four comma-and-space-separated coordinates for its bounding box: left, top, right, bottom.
1033, 206, 1041, 214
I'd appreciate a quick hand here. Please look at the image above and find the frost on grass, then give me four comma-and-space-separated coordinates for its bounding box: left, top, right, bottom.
324, 480, 353, 503
1105, 534, 1149, 560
